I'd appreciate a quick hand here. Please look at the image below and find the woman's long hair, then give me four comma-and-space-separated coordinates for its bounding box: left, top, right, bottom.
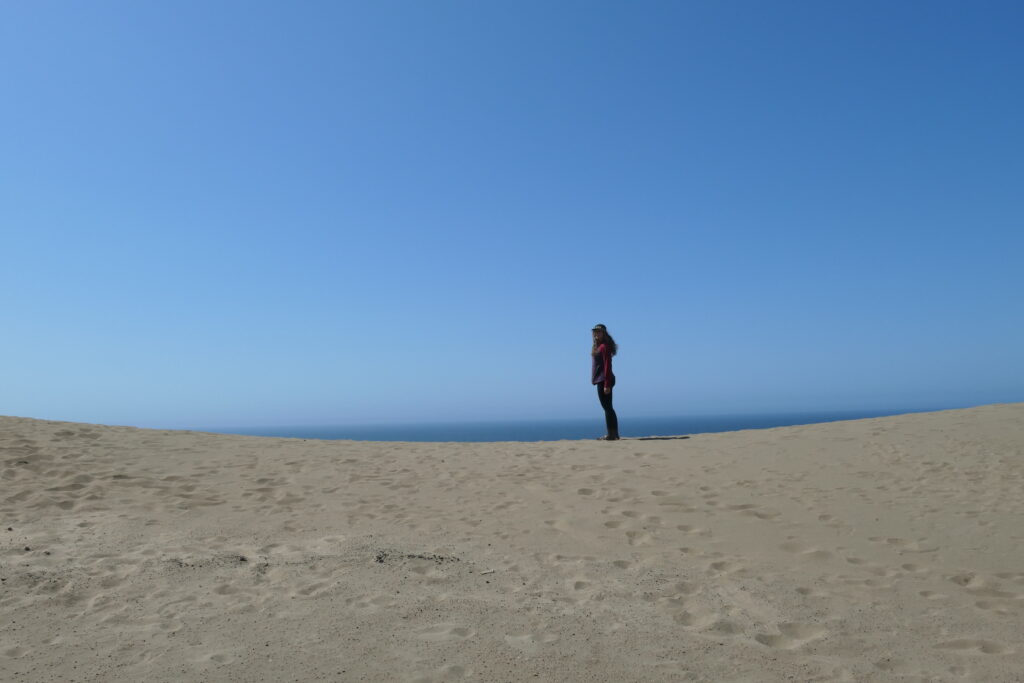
592, 329, 618, 357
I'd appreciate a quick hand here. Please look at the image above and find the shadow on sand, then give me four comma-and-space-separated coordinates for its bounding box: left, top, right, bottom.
632, 435, 691, 441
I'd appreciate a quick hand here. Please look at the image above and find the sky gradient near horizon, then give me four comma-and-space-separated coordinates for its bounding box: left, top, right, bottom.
3, 1, 1022, 429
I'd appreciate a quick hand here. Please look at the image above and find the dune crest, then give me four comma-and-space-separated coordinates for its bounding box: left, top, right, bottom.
2, 405, 1023, 681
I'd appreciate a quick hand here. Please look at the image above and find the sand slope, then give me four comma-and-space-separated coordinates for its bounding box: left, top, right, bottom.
2, 405, 1023, 682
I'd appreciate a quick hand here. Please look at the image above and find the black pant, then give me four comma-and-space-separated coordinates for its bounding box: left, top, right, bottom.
597, 383, 619, 438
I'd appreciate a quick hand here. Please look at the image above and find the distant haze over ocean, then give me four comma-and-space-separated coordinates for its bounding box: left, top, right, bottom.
204, 409, 938, 443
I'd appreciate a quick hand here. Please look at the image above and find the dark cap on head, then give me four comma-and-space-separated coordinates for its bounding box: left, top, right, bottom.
592, 324, 607, 331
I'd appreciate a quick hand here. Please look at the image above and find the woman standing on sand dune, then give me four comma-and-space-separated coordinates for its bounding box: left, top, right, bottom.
592, 324, 619, 441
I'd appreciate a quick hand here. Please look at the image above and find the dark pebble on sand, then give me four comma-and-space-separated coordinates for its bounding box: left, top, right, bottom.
24, 547, 31, 551
238, 556, 247, 562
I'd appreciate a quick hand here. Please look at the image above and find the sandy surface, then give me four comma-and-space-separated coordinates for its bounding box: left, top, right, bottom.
1, 405, 1023, 682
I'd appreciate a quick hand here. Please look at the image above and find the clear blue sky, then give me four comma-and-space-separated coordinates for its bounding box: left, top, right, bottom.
3, 1, 1022, 429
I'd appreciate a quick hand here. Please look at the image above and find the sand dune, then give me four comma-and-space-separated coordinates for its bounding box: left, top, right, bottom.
2, 404, 1023, 682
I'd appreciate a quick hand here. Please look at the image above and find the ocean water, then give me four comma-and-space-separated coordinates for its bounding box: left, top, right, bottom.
206, 408, 930, 442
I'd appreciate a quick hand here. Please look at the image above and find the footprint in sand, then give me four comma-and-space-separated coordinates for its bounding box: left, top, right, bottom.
706, 559, 750, 577
919, 590, 948, 600
410, 664, 470, 682
344, 594, 396, 612
417, 623, 475, 642
503, 631, 559, 654
294, 581, 333, 597
673, 610, 717, 629
626, 530, 654, 546
779, 541, 833, 561
974, 600, 1017, 615
934, 639, 1012, 655
755, 623, 827, 649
